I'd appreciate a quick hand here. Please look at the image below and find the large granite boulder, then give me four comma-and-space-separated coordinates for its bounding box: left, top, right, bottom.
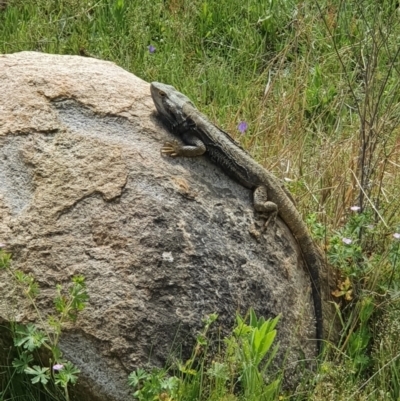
0, 52, 333, 400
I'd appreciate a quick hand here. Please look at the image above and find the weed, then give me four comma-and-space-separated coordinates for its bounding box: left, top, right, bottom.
0, 248, 88, 401
129, 310, 280, 401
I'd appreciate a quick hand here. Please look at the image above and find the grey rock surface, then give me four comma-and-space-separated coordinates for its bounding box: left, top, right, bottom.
0, 52, 332, 401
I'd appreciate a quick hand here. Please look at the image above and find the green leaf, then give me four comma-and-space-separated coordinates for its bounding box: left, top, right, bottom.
196, 334, 207, 346
54, 276, 89, 321
202, 312, 218, 327
26, 281, 39, 298
14, 324, 49, 352
72, 275, 86, 285
24, 365, 50, 385
14, 270, 30, 284
359, 297, 374, 323
207, 361, 229, 381
262, 377, 280, 398
0, 250, 11, 269
249, 308, 265, 328
161, 376, 180, 393
251, 329, 276, 366
12, 351, 34, 373
54, 361, 80, 387
48, 315, 62, 333
128, 368, 148, 388
69, 280, 89, 312
13, 270, 39, 297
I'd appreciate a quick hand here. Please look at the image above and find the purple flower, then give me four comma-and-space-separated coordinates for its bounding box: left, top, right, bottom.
393, 233, 400, 240
53, 364, 64, 371
350, 206, 361, 212
342, 238, 352, 245
148, 45, 156, 54
238, 121, 248, 134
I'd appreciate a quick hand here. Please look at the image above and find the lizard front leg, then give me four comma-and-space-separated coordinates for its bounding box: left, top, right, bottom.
253, 186, 278, 229
161, 132, 206, 157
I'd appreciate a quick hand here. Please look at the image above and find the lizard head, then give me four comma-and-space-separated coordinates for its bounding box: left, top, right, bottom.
150, 82, 195, 128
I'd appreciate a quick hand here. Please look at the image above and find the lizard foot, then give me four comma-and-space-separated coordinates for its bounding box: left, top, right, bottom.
254, 200, 278, 231
248, 223, 261, 241
161, 140, 182, 157
262, 210, 278, 231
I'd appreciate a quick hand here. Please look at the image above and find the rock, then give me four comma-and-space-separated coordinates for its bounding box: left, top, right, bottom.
0, 52, 334, 400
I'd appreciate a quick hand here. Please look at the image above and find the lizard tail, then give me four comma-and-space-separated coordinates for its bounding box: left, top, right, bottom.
298, 236, 324, 355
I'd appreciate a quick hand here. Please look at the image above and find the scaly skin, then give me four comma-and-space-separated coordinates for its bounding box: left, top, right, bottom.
150, 81, 324, 353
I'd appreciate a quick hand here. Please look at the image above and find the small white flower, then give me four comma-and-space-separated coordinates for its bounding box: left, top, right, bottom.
393, 233, 400, 240
342, 238, 352, 245
350, 206, 361, 212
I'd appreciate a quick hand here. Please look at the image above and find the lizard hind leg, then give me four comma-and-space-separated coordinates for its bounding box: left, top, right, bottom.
253, 185, 278, 230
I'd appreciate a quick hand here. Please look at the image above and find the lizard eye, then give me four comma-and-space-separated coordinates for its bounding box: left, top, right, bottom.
159, 90, 166, 97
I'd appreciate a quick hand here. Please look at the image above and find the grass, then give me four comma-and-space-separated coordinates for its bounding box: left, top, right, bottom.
1, 0, 400, 399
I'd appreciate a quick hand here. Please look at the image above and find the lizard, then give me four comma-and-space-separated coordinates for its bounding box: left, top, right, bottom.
150, 81, 324, 353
